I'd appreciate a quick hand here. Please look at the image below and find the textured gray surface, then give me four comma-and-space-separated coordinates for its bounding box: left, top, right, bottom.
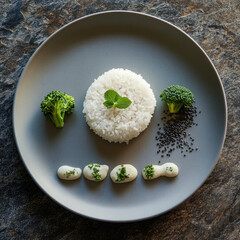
0, 0, 239, 239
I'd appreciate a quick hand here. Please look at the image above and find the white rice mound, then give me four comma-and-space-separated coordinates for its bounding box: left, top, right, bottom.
82, 68, 156, 143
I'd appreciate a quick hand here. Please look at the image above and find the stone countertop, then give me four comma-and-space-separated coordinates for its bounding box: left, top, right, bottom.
0, 1, 239, 239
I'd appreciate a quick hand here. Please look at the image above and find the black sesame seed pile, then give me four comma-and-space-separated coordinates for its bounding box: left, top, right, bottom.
156, 106, 201, 158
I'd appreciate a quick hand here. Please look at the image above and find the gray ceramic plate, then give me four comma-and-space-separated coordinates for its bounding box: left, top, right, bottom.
13, 11, 227, 222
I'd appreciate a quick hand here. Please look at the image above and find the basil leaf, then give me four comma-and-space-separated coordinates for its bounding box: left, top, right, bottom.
103, 100, 114, 109
115, 97, 132, 109
104, 89, 121, 103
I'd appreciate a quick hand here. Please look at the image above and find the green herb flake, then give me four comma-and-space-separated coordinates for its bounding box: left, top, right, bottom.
166, 166, 173, 172
90, 164, 101, 181
88, 163, 94, 170
143, 164, 155, 179
103, 89, 132, 109
66, 169, 75, 178
116, 165, 129, 182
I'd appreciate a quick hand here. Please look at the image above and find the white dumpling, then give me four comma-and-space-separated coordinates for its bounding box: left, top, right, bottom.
110, 164, 138, 183
142, 163, 179, 180
83, 163, 109, 181
57, 165, 82, 180
161, 163, 179, 177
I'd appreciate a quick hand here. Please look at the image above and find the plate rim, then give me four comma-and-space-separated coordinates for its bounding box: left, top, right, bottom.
12, 10, 228, 222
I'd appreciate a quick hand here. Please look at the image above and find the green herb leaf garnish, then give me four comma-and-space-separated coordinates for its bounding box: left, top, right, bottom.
104, 89, 121, 102
103, 89, 132, 109
116, 165, 129, 182
166, 166, 173, 172
88, 163, 94, 170
65, 169, 75, 178
103, 100, 114, 109
114, 97, 132, 109
88, 163, 101, 181
143, 164, 155, 179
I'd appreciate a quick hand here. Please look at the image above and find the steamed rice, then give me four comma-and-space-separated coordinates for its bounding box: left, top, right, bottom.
82, 68, 156, 143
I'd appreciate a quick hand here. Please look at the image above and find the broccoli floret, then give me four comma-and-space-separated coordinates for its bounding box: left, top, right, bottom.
160, 85, 194, 113
40, 90, 75, 127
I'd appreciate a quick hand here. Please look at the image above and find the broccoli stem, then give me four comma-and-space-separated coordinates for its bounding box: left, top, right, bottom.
49, 103, 65, 127
167, 102, 183, 113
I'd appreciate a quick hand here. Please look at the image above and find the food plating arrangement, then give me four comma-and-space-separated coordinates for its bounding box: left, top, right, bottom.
40, 68, 199, 185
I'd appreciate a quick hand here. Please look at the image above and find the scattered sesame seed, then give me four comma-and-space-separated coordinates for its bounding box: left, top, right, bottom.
155, 106, 200, 159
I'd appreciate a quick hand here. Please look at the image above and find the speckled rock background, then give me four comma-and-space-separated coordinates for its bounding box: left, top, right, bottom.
0, 0, 239, 239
